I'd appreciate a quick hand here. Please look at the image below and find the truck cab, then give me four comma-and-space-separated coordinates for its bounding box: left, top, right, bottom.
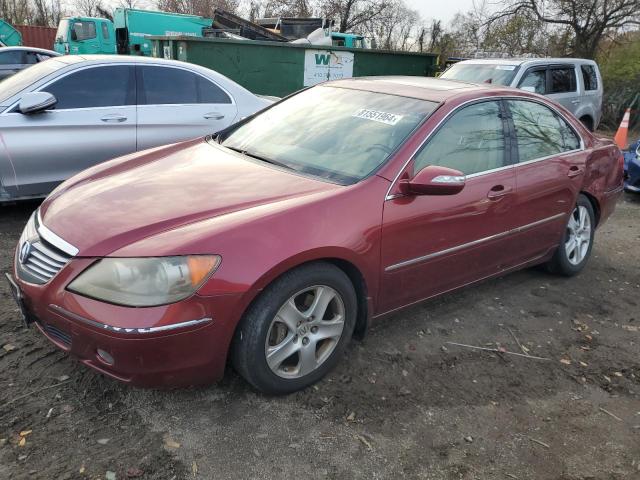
331, 32, 367, 49
54, 17, 116, 55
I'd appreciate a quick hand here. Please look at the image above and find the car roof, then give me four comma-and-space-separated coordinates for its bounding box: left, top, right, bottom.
0, 46, 60, 56
326, 76, 495, 103
453, 57, 597, 66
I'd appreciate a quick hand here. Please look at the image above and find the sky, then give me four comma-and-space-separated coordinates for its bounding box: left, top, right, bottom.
404, 0, 476, 24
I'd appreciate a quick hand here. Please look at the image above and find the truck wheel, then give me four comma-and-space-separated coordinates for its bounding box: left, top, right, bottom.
232, 262, 357, 395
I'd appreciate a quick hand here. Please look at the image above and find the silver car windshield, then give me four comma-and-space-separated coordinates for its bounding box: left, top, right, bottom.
0, 59, 66, 105
441, 63, 519, 86
221, 86, 438, 184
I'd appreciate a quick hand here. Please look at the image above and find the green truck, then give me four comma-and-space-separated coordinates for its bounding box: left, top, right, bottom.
54, 8, 212, 56
0, 19, 22, 46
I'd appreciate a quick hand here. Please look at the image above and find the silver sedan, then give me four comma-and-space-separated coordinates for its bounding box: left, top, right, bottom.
0, 55, 274, 202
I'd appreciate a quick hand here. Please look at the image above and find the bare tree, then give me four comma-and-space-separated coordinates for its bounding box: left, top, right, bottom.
489, 0, 640, 58
364, 0, 419, 51
317, 0, 390, 33
73, 0, 107, 17
156, 0, 240, 16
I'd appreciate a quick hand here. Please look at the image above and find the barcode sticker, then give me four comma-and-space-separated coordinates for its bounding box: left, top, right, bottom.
352, 109, 404, 126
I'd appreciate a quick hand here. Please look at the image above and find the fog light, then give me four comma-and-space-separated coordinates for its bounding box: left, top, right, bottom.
96, 349, 114, 366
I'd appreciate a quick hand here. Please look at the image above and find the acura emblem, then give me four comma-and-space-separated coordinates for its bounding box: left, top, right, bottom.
19, 241, 31, 264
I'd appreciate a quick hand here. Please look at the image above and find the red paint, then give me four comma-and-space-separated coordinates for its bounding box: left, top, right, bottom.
15, 25, 57, 50
14, 81, 623, 387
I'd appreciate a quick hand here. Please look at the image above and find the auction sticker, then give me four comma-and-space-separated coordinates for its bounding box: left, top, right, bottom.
352, 109, 403, 126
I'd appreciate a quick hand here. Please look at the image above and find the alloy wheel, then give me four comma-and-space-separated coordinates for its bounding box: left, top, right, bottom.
565, 205, 591, 265
264, 285, 345, 379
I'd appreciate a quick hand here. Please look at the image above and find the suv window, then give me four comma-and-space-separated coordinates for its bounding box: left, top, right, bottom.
507, 100, 581, 162
137, 66, 231, 105
414, 100, 505, 175
72, 21, 97, 41
519, 69, 546, 94
581, 65, 598, 91
43, 65, 135, 109
0, 50, 25, 65
549, 67, 576, 93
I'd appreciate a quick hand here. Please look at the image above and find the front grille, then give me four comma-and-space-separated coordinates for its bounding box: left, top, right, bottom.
20, 237, 72, 284
43, 323, 72, 347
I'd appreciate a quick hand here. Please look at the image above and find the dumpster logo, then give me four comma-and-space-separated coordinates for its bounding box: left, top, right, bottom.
304, 50, 354, 87
315, 53, 331, 66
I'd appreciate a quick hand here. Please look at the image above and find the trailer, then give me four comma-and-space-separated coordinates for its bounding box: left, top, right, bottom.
151, 36, 438, 97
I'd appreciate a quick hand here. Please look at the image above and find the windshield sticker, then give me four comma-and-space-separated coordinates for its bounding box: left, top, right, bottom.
352, 109, 404, 126
495, 65, 516, 70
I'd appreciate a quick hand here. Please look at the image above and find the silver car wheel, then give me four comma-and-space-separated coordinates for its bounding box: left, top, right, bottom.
265, 285, 345, 379
565, 205, 591, 265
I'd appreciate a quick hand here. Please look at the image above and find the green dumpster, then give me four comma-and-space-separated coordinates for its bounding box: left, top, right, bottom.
150, 36, 438, 97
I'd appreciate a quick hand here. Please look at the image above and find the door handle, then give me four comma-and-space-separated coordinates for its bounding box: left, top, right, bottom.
100, 114, 127, 123
204, 112, 225, 120
567, 165, 584, 178
571, 99, 581, 104
487, 184, 513, 199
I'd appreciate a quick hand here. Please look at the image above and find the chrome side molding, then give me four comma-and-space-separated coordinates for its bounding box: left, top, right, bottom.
385, 212, 566, 272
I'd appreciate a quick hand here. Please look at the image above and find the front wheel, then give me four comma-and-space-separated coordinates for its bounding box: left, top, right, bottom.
232, 263, 357, 394
546, 194, 595, 276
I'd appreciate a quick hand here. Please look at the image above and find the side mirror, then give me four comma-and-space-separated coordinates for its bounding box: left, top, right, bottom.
519, 86, 536, 93
70, 30, 77, 41
399, 165, 465, 196
19, 92, 57, 114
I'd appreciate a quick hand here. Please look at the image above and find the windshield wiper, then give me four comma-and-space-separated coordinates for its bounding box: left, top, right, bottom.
225, 146, 296, 171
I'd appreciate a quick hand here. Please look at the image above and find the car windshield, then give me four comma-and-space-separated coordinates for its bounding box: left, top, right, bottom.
221, 86, 438, 184
0, 58, 65, 105
441, 63, 519, 86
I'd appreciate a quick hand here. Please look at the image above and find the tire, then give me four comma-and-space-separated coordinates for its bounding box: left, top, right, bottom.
546, 194, 595, 276
579, 116, 594, 132
231, 262, 357, 395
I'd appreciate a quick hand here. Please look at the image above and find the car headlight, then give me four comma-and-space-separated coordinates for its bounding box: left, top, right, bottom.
67, 256, 221, 307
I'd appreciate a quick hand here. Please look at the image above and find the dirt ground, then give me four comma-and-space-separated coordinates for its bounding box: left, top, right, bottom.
0, 195, 638, 480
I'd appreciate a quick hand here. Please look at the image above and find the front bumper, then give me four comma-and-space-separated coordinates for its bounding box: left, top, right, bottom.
8, 259, 244, 388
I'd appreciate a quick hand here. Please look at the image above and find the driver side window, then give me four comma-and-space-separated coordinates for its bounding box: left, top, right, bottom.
413, 100, 506, 176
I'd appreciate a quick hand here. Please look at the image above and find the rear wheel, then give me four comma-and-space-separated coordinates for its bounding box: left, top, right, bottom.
232, 262, 357, 394
546, 194, 595, 276
579, 116, 594, 132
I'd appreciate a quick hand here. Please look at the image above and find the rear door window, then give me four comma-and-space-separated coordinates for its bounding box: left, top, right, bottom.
0, 50, 25, 65
137, 66, 231, 105
42, 65, 135, 109
549, 67, 577, 93
101, 22, 109, 39
507, 100, 581, 162
581, 65, 598, 91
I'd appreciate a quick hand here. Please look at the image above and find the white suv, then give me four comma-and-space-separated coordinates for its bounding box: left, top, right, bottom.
441, 58, 603, 131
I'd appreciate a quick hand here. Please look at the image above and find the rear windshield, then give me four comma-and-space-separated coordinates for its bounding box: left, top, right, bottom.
221, 86, 438, 184
441, 63, 519, 86
0, 59, 66, 105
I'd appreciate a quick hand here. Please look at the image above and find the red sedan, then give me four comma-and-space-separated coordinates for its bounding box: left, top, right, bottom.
7, 77, 624, 394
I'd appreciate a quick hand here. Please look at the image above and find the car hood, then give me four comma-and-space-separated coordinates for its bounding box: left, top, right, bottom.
40, 139, 338, 257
